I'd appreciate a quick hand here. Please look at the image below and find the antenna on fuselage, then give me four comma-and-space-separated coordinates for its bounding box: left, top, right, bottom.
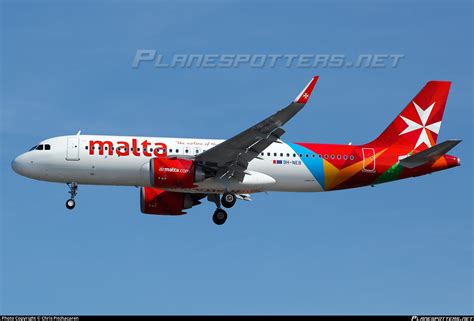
76, 130, 81, 135
348, 142, 352, 145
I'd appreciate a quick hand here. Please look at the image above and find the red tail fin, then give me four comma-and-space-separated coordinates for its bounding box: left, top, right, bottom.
368, 81, 451, 151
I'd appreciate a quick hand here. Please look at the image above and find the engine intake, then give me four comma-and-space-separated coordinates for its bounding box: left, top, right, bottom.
150, 157, 205, 188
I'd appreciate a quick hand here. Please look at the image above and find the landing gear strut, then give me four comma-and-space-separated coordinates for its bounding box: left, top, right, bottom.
66, 182, 78, 210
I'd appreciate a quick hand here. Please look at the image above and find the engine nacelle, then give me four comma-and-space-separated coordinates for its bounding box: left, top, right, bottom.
150, 157, 205, 188
140, 187, 199, 215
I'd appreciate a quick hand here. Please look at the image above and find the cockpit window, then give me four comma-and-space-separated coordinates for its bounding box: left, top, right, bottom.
29, 144, 50, 151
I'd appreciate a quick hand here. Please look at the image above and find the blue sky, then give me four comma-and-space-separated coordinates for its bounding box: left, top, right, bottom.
1, 0, 472, 315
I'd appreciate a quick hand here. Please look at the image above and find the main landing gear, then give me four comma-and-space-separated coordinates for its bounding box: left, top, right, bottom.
221, 192, 237, 208
66, 182, 78, 210
213, 209, 228, 225
208, 192, 237, 225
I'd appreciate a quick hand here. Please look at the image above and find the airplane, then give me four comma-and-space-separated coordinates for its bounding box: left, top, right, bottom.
11, 76, 461, 225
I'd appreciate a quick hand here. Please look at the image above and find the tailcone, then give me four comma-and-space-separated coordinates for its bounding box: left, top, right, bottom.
445, 154, 461, 168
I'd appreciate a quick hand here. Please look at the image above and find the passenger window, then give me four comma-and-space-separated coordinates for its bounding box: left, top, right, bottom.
324, 154, 328, 159
85, 146, 89, 150
36, 145, 44, 150
350, 155, 354, 160
286, 153, 290, 157
293, 153, 296, 157
305, 154, 309, 158
344, 155, 348, 160
274, 153, 277, 157
331, 155, 335, 159
267, 152, 270, 156
312, 154, 315, 158
337, 155, 341, 159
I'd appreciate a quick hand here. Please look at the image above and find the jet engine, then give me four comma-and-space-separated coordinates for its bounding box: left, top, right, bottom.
150, 157, 205, 188
140, 187, 201, 215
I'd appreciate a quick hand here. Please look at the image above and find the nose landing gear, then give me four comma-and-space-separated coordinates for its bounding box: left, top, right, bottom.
66, 182, 78, 210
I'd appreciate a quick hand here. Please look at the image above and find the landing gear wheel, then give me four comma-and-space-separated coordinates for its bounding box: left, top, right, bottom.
212, 209, 227, 225
221, 192, 236, 208
66, 182, 78, 210
66, 199, 76, 210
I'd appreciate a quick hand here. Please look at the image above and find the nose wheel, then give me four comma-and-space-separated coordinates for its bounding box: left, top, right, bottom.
66, 199, 76, 209
66, 182, 78, 210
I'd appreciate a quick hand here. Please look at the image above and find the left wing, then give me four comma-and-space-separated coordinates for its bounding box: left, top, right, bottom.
195, 76, 319, 181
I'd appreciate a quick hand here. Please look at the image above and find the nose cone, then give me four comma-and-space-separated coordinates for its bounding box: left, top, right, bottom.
12, 153, 30, 177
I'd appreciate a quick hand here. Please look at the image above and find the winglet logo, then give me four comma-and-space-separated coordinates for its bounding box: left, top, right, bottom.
294, 76, 318, 104
399, 101, 441, 149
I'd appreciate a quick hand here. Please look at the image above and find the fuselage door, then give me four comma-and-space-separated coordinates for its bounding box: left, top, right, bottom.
66, 137, 80, 161
362, 148, 375, 172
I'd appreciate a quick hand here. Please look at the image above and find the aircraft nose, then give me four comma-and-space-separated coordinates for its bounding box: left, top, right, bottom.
11, 153, 29, 176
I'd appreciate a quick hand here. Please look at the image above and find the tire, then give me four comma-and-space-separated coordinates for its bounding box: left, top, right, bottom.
212, 209, 227, 225
221, 192, 236, 208
66, 199, 75, 210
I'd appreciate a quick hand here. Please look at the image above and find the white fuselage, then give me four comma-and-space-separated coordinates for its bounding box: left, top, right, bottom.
12, 135, 324, 194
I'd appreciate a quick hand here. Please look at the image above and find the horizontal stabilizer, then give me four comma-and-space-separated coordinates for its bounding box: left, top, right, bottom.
399, 140, 461, 169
